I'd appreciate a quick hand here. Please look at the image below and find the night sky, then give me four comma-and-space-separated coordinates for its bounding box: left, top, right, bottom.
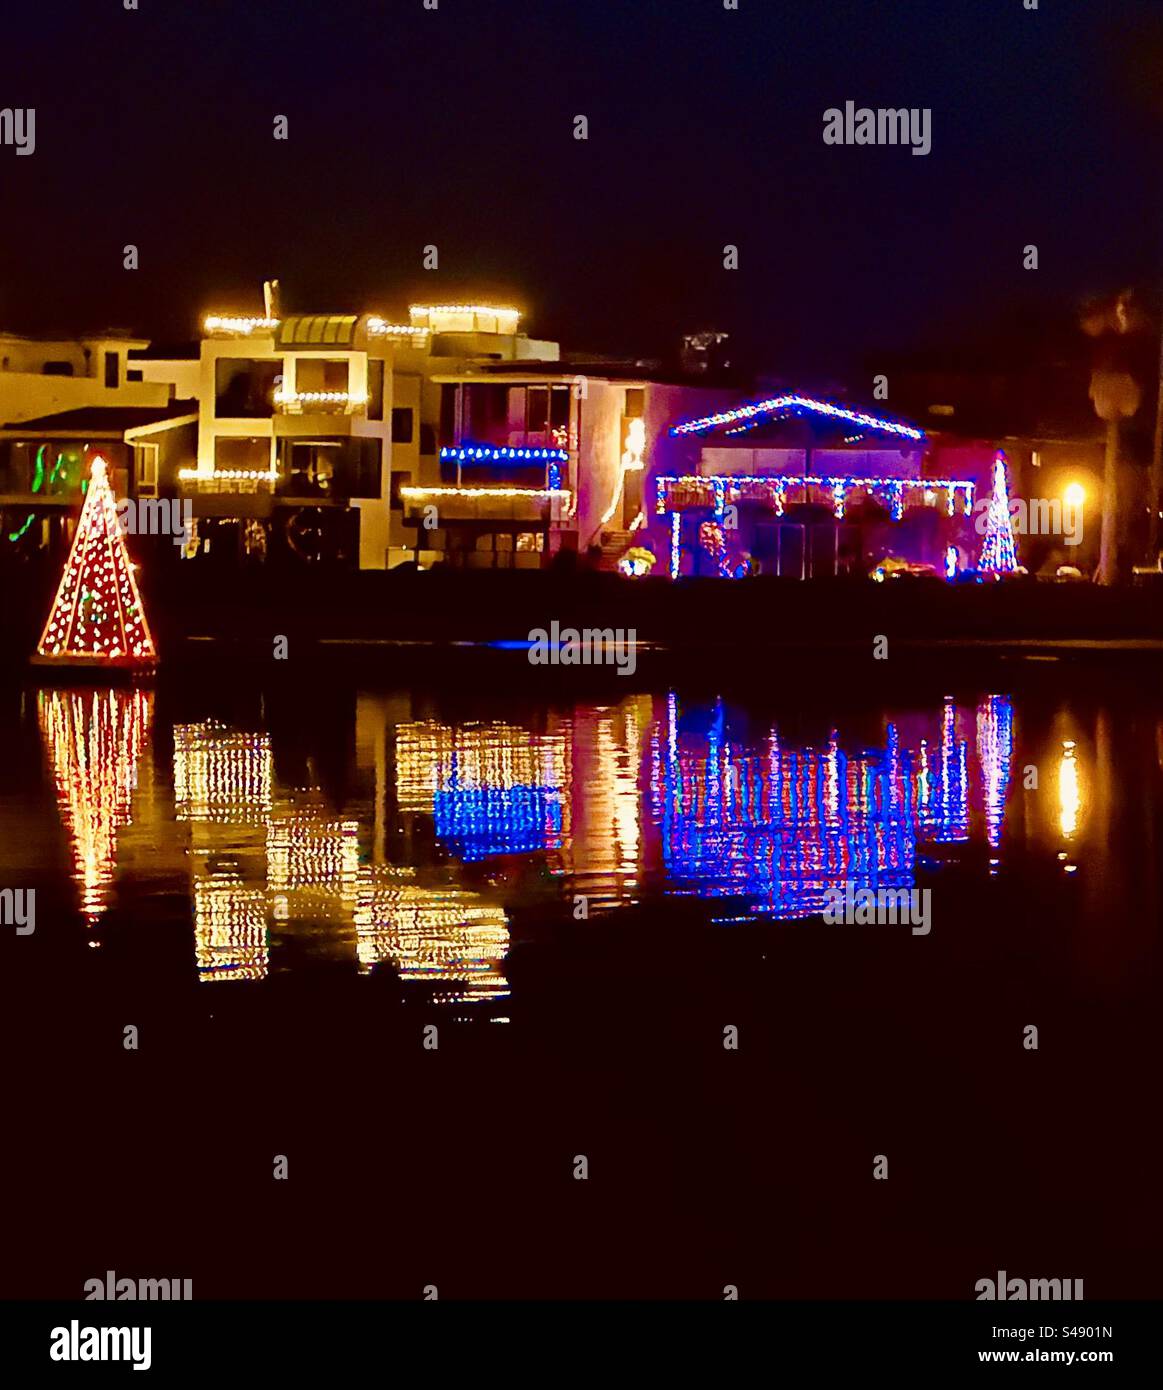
1, 0, 1160, 373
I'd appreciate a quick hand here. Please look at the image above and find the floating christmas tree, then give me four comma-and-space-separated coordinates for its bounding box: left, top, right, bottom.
32, 455, 157, 670
979, 451, 1019, 576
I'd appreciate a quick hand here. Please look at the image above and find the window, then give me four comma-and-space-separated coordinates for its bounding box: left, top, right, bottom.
350, 439, 383, 498
526, 386, 549, 432
440, 384, 457, 443
126, 369, 143, 383
625, 388, 644, 417
390, 472, 412, 508
137, 445, 158, 497
419, 423, 436, 455
294, 358, 349, 394
215, 359, 282, 418
42, 361, 74, 376
391, 407, 414, 444
550, 386, 571, 431
104, 352, 120, 388
367, 360, 384, 421
215, 437, 271, 471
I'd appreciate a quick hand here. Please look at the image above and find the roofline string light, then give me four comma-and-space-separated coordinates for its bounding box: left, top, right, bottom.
409, 304, 521, 319
670, 394, 926, 441
366, 318, 430, 337
203, 315, 280, 335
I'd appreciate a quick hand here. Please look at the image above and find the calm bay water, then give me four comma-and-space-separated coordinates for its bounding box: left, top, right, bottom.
1, 666, 1161, 1298
0, 681, 1129, 985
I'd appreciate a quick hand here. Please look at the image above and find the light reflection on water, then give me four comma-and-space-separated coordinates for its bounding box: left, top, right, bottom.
37, 687, 152, 925
16, 684, 1096, 1002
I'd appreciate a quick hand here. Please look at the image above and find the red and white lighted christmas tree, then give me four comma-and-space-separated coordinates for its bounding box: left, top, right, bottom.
32, 455, 158, 670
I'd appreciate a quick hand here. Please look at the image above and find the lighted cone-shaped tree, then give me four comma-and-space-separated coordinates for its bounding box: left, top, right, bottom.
979, 452, 1018, 576
33, 455, 157, 670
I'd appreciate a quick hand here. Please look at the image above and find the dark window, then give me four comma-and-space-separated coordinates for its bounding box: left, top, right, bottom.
126, 369, 143, 383
104, 352, 119, 388
215, 437, 270, 472
419, 423, 436, 455
390, 472, 412, 508
526, 386, 549, 432
294, 358, 349, 394
215, 359, 282, 417
550, 386, 571, 430
350, 438, 383, 498
42, 361, 74, 376
439, 384, 456, 444
367, 360, 385, 421
464, 384, 507, 437
391, 407, 414, 444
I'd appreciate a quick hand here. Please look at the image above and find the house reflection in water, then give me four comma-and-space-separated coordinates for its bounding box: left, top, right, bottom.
173, 722, 273, 982
394, 720, 570, 861
650, 693, 1015, 917
36, 687, 1024, 989
171, 717, 514, 997
354, 866, 510, 1002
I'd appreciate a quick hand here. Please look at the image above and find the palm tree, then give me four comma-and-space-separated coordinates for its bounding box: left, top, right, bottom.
1082, 292, 1144, 585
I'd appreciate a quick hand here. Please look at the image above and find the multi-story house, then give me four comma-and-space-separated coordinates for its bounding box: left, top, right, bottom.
147, 303, 561, 568
0, 331, 195, 561
144, 300, 733, 573
0, 303, 741, 577
411, 361, 736, 571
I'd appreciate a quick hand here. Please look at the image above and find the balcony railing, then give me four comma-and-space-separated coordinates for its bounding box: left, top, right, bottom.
177, 468, 276, 495
400, 484, 570, 525
655, 473, 975, 521
273, 389, 368, 415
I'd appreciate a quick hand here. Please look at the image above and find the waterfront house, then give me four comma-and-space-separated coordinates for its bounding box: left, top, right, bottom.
645, 393, 1000, 579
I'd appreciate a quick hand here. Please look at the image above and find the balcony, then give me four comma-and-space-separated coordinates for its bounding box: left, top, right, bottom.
178, 439, 382, 509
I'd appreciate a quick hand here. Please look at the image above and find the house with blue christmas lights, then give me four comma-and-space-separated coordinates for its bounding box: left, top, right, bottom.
643, 392, 1007, 579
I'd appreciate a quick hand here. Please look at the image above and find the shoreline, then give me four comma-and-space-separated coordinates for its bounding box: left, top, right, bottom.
5, 566, 1163, 668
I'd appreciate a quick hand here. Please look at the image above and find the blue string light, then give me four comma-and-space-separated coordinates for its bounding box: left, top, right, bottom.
440, 444, 569, 464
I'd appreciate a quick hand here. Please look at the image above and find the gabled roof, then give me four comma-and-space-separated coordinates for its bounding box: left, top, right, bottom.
670, 393, 926, 442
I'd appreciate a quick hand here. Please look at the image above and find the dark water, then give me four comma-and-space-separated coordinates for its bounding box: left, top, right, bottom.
1, 666, 1160, 1298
